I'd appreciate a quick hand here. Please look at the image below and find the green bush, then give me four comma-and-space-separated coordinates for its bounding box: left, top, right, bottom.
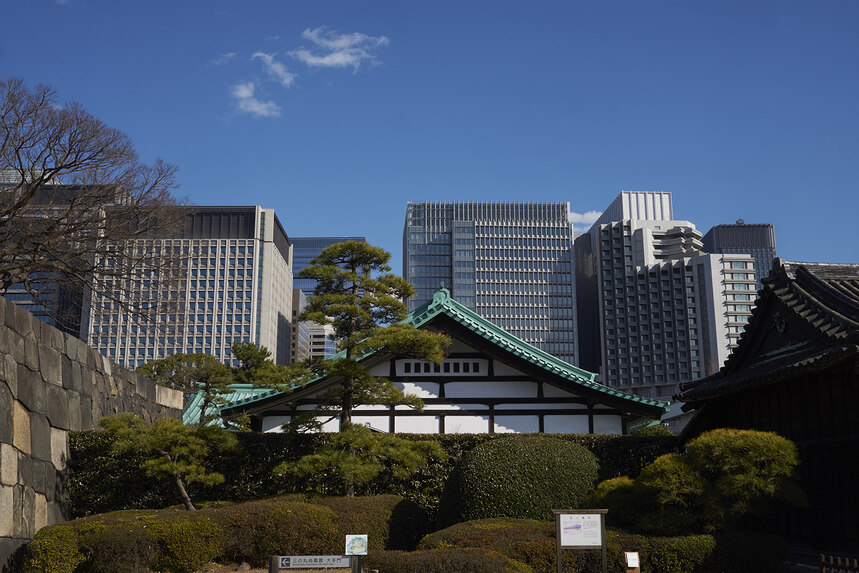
633, 453, 708, 535
82, 525, 157, 573
419, 517, 719, 573
365, 548, 534, 573
68, 431, 677, 520
437, 436, 599, 526
21, 525, 86, 573
209, 499, 341, 566
298, 494, 429, 550
702, 530, 790, 573
584, 476, 637, 528
150, 513, 223, 573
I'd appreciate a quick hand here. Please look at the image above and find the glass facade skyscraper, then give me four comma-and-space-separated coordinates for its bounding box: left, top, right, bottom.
291, 237, 367, 296
702, 221, 777, 290
404, 201, 578, 364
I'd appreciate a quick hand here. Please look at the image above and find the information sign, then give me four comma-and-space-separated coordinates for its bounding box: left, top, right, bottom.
558, 513, 603, 547
625, 552, 640, 567
273, 555, 351, 569
345, 535, 368, 556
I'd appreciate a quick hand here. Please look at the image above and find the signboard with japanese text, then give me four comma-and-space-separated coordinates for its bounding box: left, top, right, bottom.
558, 512, 603, 547
272, 555, 351, 569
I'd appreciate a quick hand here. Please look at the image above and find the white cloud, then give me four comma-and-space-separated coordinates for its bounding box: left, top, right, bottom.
289, 27, 389, 71
569, 210, 602, 230
231, 82, 280, 117
251, 52, 296, 87
210, 53, 237, 66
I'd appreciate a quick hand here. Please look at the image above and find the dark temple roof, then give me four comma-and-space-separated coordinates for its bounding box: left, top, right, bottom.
676, 258, 859, 405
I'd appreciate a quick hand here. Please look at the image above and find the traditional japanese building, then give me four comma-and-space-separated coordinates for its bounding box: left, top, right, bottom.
206, 287, 667, 434
677, 259, 859, 556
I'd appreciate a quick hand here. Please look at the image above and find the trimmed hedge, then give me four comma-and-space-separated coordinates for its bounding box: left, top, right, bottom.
67, 431, 677, 520
365, 548, 534, 573
21, 494, 422, 573
436, 436, 599, 525
419, 517, 719, 573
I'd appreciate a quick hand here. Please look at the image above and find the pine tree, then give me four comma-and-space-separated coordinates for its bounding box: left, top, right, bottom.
275, 241, 449, 495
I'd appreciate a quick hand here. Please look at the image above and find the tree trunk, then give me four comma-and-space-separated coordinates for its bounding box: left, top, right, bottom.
175, 474, 197, 511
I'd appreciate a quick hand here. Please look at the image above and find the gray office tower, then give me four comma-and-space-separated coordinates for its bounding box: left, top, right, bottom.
85, 206, 294, 367
291, 236, 367, 296
575, 192, 755, 401
404, 201, 577, 364
702, 221, 777, 290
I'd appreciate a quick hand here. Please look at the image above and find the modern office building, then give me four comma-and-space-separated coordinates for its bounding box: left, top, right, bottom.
702, 220, 777, 290
404, 201, 578, 364
291, 288, 310, 363
291, 236, 367, 297
575, 192, 755, 400
84, 206, 294, 367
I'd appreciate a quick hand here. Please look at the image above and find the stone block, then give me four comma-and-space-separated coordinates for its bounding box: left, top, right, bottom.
8, 329, 25, 365
156, 384, 184, 410
4, 298, 15, 328
20, 486, 35, 538
39, 344, 62, 386
80, 395, 93, 429
46, 384, 69, 430
17, 455, 32, 487
29, 412, 51, 462
50, 328, 65, 353
0, 383, 12, 444
67, 391, 82, 431
12, 400, 31, 456
44, 464, 58, 502
18, 368, 46, 414
102, 356, 112, 376
3, 353, 17, 397
48, 498, 65, 524
34, 492, 48, 533
0, 444, 17, 486
14, 363, 30, 405
0, 485, 13, 537
50, 428, 68, 472
11, 485, 22, 536
71, 361, 83, 394
13, 306, 32, 337
30, 459, 47, 495
23, 336, 39, 371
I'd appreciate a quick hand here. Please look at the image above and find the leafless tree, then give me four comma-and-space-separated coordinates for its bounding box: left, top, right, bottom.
0, 77, 187, 332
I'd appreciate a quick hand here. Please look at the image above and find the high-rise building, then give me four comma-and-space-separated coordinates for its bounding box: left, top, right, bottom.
404, 201, 577, 364
702, 220, 777, 290
575, 192, 755, 400
84, 206, 294, 367
291, 288, 310, 363
291, 236, 367, 297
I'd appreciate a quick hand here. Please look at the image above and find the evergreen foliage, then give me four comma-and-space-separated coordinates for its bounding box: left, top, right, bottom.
98, 413, 238, 511
274, 241, 450, 495
590, 428, 804, 535
437, 435, 599, 525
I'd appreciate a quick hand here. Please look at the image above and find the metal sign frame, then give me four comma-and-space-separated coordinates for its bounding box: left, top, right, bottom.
552, 509, 608, 573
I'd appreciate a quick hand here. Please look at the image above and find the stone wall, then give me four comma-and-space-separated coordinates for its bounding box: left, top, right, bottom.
0, 296, 183, 568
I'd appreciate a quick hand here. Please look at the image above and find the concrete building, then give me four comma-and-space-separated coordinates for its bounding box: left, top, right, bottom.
291, 288, 310, 363
404, 201, 577, 364
84, 206, 294, 367
575, 191, 755, 400
291, 236, 367, 297
702, 220, 777, 290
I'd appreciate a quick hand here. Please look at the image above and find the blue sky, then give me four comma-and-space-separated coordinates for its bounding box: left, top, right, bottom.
2, 0, 857, 272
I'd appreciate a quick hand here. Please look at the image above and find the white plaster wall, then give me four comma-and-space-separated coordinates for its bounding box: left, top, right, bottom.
494, 416, 540, 433
544, 415, 590, 434
495, 403, 585, 410
395, 381, 440, 398
445, 416, 490, 433
493, 362, 525, 376
352, 416, 390, 432
542, 384, 578, 398
593, 415, 623, 435
395, 416, 440, 433
369, 363, 389, 376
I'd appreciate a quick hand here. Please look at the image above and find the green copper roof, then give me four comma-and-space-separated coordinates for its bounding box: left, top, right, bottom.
191, 287, 667, 425
182, 384, 283, 426
407, 287, 668, 411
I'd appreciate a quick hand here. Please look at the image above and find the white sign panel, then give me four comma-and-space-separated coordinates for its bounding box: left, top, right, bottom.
277, 555, 351, 569
558, 513, 603, 547
625, 552, 640, 567
345, 535, 368, 556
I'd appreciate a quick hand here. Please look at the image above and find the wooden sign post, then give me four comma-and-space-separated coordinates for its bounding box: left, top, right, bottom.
553, 509, 608, 573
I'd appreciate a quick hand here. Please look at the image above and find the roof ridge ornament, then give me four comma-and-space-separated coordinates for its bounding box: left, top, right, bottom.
432, 282, 451, 305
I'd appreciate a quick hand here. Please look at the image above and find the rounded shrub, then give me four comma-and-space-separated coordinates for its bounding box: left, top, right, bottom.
633, 453, 707, 535
149, 513, 223, 573
301, 494, 429, 550
21, 525, 85, 573
585, 476, 638, 528
437, 436, 599, 526
210, 499, 341, 566
365, 548, 534, 573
